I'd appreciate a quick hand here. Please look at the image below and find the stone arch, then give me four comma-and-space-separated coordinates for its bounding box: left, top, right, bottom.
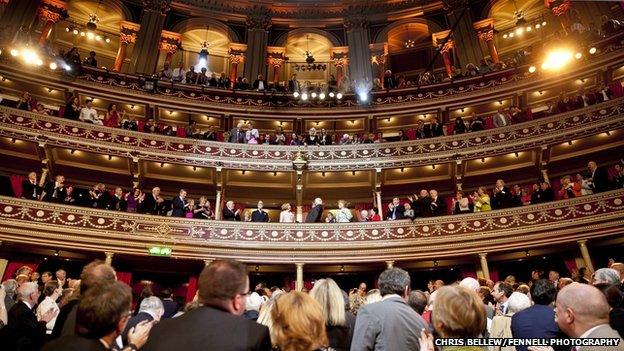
374, 18, 444, 44
170, 17, 241, 43
273, 28, 341, 48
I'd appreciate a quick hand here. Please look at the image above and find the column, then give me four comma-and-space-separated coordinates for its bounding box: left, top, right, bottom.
0, 0, 41, 45
228, 43, 247, 87
114, 21, 139, 72
295, 263, 304, 292
375, 191, 383, 220
204, 259, 213, 266
478, 253, 490, 280
266, 47, 285, 85
369, 43, 388, 87
214, 166, 223, 220
244, 7, 271, 81
159, 30, 181, 66
345, 15, 373, 85
214, 189, 222, 220
385, 260, 395, 269
37, 0, 67, 46
473, 18, 499, 63
129, 0, 170, 75
432, 31, 455, 78
577, 240, 594, 273
104, 252, 114, 265
130, 156, 141, 189
446, 6, 481, 69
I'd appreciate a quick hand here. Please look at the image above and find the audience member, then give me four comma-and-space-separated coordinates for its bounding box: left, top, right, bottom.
121, 296, 163, 345
223, 200, 241, 221
310, 278, 353, 351
335, 200, 353, 223
251, 201, 270, 222
306, 198, 324, 223
79, 99, 102, 125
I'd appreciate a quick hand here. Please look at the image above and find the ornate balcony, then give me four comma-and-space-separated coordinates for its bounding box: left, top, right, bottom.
0, 190, 622, 263
1, 97, 623, 171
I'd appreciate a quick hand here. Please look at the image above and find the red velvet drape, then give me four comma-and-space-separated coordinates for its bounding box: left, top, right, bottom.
564, 259, 577, 275
489, 269, 499, 282
186, 276, 198, 302
9, 174, 26, 198
461, 267, 478, 279
354, 203, 374, 221
116, 272, 132, 286
2, 262, 39, 281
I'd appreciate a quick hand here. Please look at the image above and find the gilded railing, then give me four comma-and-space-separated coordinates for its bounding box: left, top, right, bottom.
1, 97, 623, 171
0, 190, 622, 262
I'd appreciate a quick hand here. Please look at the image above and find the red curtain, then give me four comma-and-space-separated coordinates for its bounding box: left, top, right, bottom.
301, 204, 312, 221
9, 174, 26, 198
355, 203, 374, 221
116, 272, 132, 286
461, 267, 477, 279
404, 128, 416, 140
137, 121, 145, 132
186, 276, 198, 302
489, 269, 499, 283
176, 126, 186, 138
564, 259, 577, 275
610, 81, 623, 98
2, 262, 39, 281
484, 116, 494, 129
444, 197, 454, 215
446, 123, 454, 135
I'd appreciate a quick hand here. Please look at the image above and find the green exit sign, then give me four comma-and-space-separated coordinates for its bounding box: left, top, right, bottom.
148, 246, 172, 257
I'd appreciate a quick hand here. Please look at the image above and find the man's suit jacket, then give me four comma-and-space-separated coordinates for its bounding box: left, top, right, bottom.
492, 186, 513, 209
122, 311, 154, 345
228, 128, 244, 143
142, 305, 271, 351
429, 197, 447, 216
21, 180, 42, 200
43, 181, 67, 203
288, 79, 300, 92
580, 324, 624, 351
350, 295, 427, 351
51, 299, 78, 340
592, 166, 612, 193
251, 210, 269, 222
305, 204, 324, 223
141, 194, 163, 215
414, 197, 431, 217
252, 80, 268, 90
6, 301, 48, 351
223, 207, 241, 221
511, 304, 566, 351
171, 196, 187, 217
108, 195, 127, 211
162, 299, 179, 319
425, 123, 444, 138
42, 335, 108, 351
386, 204, 405, 220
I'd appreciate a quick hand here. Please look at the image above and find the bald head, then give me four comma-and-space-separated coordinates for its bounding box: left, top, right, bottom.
555, 283, 610, 338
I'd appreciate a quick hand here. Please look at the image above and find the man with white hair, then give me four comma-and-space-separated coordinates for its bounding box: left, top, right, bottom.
593, 268, 621, 285
222, 200, 241, 221
122, 296, 164, 345
555, 283, 624, 350
6, 282, 57, 350
243, 292, 264, 321
305, 197, 324, 223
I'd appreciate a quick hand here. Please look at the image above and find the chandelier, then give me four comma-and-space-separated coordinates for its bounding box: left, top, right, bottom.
64, 0, 110, 43
304, 35, 315, 64
405, 39, 415, 48
502, 0, 547, 39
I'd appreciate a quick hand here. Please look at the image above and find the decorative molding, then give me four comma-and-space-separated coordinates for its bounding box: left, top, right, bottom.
245, 5, 272, 31
38, 0, 68, 24
545, 0, 571, 17
0, 98, 622, 171
120, 21, 140, 44
159, 30, 182, 54
1, 190, 622, 263
143, 0, 171, 15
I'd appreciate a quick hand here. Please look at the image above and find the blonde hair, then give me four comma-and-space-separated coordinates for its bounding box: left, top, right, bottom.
271, 292, 328, 351
310, 278, 346, 327
432, 286, 485, 338
365, 289, 382, 305
257, 298, 277, 336
281, 203, 291, 211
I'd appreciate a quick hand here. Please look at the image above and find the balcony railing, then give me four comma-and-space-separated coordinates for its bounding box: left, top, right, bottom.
0, 190, 622, 263
1, 97, 623, 171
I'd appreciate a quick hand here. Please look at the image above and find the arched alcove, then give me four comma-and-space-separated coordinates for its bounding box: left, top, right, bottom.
281, 31, 336, 85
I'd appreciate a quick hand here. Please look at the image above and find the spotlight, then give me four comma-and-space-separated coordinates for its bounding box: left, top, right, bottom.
503, 34, 508, 39
575, 52, 582, 59
357, 91, 368, 102
526, 26, 532, 32
105, 37, 111, 43
95, 35, 102, 41
49, 62, 57, 70
328, 91, 335, 98
589, 47, 597, 55
63, 63, 72, 71
73, 29, 79, 35
528, 66, 536, 73
319, 92, 326, 100
10, 48, 19, 57
542, 21, 547, 26
541, 49, 573, 71
108, 155, 112, 160
54, 250, 59, 256
35, 58, 43, 66
80, 31, 85, 36
336, 92, 343, 99
311, 92, 317, 98
535, 23, 541, 29
515, 27, 524, 35
509, 32, 514, 38
22, 49, 38, 65
65, 27, 70, 32
87, 32, 95, 40
301, 92, 309, 101
160, 162, 165, 167
293, 91, 300, 98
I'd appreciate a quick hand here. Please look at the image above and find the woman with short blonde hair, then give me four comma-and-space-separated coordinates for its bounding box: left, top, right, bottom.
271, 292, 329, 351
431, 286, 486, 338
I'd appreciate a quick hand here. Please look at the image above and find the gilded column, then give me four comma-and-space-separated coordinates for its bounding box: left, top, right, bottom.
577, 240, 594, 273
345, 15, 373, 85
37, 0, 67, 46
129, 0, 170, 75
228, 43, 247, 87
432, 30, 455, 78
385, 260, 395, 269
159, 30, 181, 66
295, 263, 304, 292
369, 43, 388, 87
243, 6, 271, 81
473, 18, 498, 63
266, 46, 285, 84
478, 253, 490, 280
330, 47, 349, 88
104, 251, 114, 265
114, 21, 139, 72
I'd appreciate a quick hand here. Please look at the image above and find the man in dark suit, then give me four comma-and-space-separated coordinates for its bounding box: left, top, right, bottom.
319, 129, 332, 145
383, 70, 396, 89
386, 197, 405, 220
44, 281, 152, 351
252, 74, 268, 91
251, 201, 269, 222
410, 189, 431, 218
171, 189, 189, 217
21, 171, 42, 200
351, 267, 427, 350
305, 198, 324, 223
42, 175, 67, 203
228, 122, 245, 143
492, 179, 513, 209
424, 118, 444, 138
142, 260, 272, 351
122, 296, 163, 345
429, 189, 447, 216
512, 279, 567, 351
160, 288, 179, 319
556, 282, 624, 351
222, 200, 242, 221
108, 187, 128, 211
288, 74, 300, 92
5, 282, 57, 351
141, 187, 164, 215
588, 161, 613, 193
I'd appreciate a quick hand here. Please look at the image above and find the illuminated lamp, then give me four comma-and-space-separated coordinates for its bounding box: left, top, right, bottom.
528, 66, 536, 73
87, 31, 95, 40
319, 92, 326, 100
526, 26, 532, 32
10, 48, 19, 57
535, 23, 541, 29
73, 29, 79, 35
503, 34, 508, 39
293, 91, 300, 98
105, 37, 111, 43
589, 47, 597, 55
80, 31, 85, 36
301, 92, 309, 101
336, 92, 343, 99
328, 91, 335, 98
311, 92, 317, 98
509, 32, 514, 38
575, 52, 582, 59
541, 49, 573, 71
515, 27, 524, 35
49, 62, 58, 70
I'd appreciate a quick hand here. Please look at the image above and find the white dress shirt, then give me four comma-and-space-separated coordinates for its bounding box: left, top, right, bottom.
279, 210, 295, 223
36, 296, 59, 331
79, 107, 102, 125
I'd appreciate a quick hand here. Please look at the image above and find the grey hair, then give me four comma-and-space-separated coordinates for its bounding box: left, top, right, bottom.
16, 282, 38, 300
594, 268, 620, 285
139, 296, 164, 314
2, 279, 18, 295
378, 267, 411, 296
507, 292, 531, 314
